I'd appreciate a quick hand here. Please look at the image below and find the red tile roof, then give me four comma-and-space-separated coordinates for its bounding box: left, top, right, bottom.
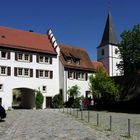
92, 61, 103, 70
60, 44, 94, 72
0, 26, 56, 54
92, 61, 107, 74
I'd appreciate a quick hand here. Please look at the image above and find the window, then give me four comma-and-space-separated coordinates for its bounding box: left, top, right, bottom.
0, 84, 3, 91
101, 49, 104, 55
1, 67, 6, 75
0, 51, 9, 59
39, 70, 44, 77
38, 55, 52, 64
39, 56, 44, 62
67, 58, 72, 64
16, 53, 31, 62
115, 48, 119, 54
36, 69, 53, 79
24, 69, 29, 76
77, 72, 86, 80
1, 51, 7, 58
18, 68, 23, 76
42, 86, 47, 93
15, 67, 33, 77
24, 54, 30, 61
68, 71, 74, 79
0, 66, 11, 76
18, 53, 23, 60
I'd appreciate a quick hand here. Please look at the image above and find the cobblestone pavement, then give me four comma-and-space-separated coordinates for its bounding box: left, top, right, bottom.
0, 109, 117, 140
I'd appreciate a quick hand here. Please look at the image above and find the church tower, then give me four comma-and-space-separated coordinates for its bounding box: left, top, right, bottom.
97, 12, 122, 76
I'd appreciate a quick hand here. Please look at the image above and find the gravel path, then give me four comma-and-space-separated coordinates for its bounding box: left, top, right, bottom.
0, 109, 116, 140
63, 108, 140, 140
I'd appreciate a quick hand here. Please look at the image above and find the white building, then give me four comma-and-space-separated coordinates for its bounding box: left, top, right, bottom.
0, 26, 94, 109
97, 12, 122, 76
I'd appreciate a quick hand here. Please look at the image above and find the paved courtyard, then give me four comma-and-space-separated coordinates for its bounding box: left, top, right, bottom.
0, 109, 117, 140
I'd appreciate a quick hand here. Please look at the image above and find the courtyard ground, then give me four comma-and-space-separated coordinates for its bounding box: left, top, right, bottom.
0, 109, 116, 140
0, 109, 140, 140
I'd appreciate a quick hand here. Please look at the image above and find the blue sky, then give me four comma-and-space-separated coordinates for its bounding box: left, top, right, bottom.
0, 0, 140, 60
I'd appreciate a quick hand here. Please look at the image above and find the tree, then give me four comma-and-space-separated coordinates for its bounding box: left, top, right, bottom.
118, 24, 140, 75
67, 85, 80, 107
89, 66, 120, 104
35, 88, 44, 109
67, 85, 80, 98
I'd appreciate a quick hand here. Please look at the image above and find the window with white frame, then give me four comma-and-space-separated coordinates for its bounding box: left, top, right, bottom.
42, 85, 47, 93
0, 66, 7, 75
77, 72, 85, 80
68, 71, 74, 79
38, 56, 52, 64
17, 53, 30, 62
24, 68, 29, 76
0, 66, 11, 76
0, 84, 3, 91
36, 69, 53, 79
15, 67, 33, 77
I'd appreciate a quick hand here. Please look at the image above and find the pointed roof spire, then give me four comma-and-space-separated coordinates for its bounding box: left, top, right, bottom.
99, 12, 119, 47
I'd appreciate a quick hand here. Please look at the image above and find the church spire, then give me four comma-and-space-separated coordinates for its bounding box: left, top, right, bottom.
99, 12, 119, 47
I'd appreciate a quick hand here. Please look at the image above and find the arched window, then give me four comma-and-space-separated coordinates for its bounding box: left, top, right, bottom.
101, 49, 104, 55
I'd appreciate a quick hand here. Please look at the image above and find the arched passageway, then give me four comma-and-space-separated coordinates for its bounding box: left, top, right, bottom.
12, 88, 35, 109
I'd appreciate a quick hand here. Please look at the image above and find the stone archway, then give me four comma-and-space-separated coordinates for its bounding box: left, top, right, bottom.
12, 88, 35, 109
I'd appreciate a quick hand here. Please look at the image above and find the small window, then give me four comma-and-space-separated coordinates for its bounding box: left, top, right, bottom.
45, 71, 49, 78
0, 67, 7, 75
0, 84, 3, 91
115, 48, 118, 54
42, 86, 47, 93
68, 71, 74, 79
1, 51, 7, 58
18, 53, 23, 60
101, 49, 104, 55
67, 57, 72, 64
39, 70, 44, 77
39, 56, 44, 62
24, 54, 30, 61
18, 68, 23, 76
24, 69, 29, 76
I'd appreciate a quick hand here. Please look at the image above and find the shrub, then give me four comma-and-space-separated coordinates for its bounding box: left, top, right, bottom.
53, 93, 63, 108
35, 88, 44, 109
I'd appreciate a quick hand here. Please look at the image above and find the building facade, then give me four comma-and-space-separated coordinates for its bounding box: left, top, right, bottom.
0, 26, 94, 109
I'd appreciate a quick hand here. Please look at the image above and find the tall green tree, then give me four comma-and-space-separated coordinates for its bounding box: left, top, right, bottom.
89, 66, 120, 104
119, 24, 140, 75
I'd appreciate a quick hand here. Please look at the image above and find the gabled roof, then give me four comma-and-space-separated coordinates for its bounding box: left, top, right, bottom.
0, 26, 57, 55
60, 44, 94, 72
99, 12, 119, 47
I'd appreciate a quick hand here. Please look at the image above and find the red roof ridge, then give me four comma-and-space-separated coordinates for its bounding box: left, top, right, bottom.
0, 26, 47, 37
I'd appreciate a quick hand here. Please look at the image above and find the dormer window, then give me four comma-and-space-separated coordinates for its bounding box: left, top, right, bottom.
67, 57, 72, 64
